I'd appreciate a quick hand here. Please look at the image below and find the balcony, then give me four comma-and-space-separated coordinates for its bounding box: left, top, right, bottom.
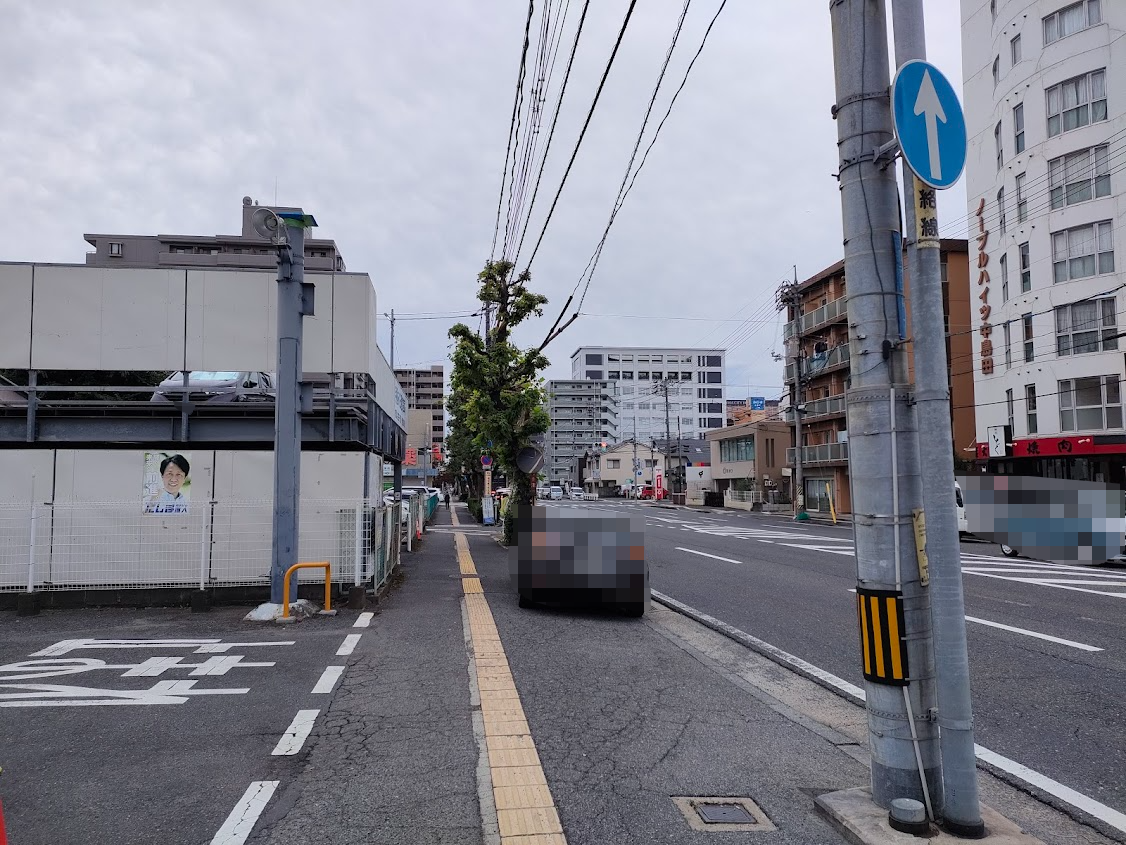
786, 442, 849, 466
803, 394, 847, 421
785, 344, 850, 383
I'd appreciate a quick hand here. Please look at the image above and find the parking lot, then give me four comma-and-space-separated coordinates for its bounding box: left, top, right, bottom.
0, 606, 367, 845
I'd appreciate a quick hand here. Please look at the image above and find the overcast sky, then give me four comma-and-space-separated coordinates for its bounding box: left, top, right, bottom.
0, 0, 966, 404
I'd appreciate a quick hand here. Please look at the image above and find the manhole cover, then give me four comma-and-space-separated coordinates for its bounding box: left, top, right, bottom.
697, 803, 756, 824
671, 796, 777, 833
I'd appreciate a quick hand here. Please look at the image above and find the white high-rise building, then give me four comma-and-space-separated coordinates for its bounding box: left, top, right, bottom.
570, 346, 726, 443
962, 0, 1126, 484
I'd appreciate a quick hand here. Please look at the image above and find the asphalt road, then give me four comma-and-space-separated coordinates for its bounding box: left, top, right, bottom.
0, 606, 365, 845
558, 500, 1126, 823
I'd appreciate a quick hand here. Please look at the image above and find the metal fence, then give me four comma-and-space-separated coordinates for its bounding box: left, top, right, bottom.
0, 498, 403, 594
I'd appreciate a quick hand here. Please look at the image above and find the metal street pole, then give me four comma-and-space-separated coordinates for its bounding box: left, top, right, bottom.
793, 346, 806, 519
389, 309, 395, 369
892, 0, 984, 834
830, 0, 942, 814
662, 380, 673, 498
271, 217, 310, 606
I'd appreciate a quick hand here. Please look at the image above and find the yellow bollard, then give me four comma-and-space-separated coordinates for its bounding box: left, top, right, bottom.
280, 561, 334, 619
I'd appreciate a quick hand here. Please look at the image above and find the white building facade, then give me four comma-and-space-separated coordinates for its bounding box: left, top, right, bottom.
570, 346, 726, 444
963, 0, 1126, 483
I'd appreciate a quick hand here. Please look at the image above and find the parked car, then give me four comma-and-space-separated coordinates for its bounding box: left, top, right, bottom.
568, 488, 585, 501
549, 486, 564, 501
151, 371, 275, 404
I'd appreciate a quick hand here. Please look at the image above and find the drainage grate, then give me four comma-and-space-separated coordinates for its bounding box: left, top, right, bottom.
697, 802, 756, 824
672, 796, 777, 833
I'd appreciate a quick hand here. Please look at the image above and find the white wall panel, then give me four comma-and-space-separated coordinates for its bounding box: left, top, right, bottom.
333, 274, 376, 373
0, 264, 33, 368
0, 451, 55, 502
185, 270, 276, 372
30, 267, 186, 371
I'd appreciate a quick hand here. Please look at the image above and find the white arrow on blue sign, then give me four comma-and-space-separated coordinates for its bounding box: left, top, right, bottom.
891, 60, 966, 190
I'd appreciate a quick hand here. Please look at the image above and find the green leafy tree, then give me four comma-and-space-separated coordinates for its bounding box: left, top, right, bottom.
448, 261, 550, 542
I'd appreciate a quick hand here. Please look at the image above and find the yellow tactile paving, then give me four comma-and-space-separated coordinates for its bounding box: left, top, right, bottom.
457, 528, 567, 845
488, 746, 542, 769
494, 784, 555, 811
500, 835, 568, 845
491, 766, 548, 788
497, 807, 564, 838
483, 720, 531, 737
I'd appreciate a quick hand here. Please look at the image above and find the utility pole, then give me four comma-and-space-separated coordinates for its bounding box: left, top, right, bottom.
778, 277, 807, 520
388, 309, 395, 369
484, 303, 492, 349
892, 0, 983, 834
661, 380, 673, 498
632, 417, 641, 498
830, 0, 941, 817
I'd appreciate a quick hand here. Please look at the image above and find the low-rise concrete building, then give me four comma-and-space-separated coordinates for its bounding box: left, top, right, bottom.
580, 441, 666, 498
706, 419, 791, 506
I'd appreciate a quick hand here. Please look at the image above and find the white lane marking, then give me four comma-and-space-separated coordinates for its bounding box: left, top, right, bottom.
658, 590, 1126, 836
974, 746, 1126, 835
964, 571, 1126, 599
964, 616, 1103, 652
353, 612, 374, 628
271, 709, 321, 755
336, 634, 362, 656
311, 666, 345, 694
779, 543, 856, 556
676, 547, 741, 564
210, 780, 279, 844
757, 539, 775, 544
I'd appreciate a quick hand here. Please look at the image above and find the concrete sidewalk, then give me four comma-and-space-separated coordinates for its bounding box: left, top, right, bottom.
245, 504, 1107, 845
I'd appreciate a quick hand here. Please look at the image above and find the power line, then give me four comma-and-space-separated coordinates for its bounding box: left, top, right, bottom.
524, 0, 640, 271
489, 0, 536, 261
573, 0, 731, 315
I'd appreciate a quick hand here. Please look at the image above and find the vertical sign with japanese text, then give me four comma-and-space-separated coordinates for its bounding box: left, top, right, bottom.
975, 197, 993, 375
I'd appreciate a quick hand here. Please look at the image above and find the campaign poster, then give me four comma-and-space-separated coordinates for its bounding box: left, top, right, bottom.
143, 451, 192, 515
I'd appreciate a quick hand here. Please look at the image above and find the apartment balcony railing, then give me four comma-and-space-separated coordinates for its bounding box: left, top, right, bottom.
782, 296, 848, 341
784, 344, 850, 383
786, 442, 849, 466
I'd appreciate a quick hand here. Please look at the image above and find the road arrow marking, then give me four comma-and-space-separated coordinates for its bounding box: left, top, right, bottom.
914, 68, 947, 181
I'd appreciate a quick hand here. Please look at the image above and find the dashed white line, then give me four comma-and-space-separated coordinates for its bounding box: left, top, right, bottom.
336, 634, 362, 656
964, 616, 1103, 652
311, 665, 345, 694
675, 547, 741, 564
210, 780, 279, 844
353, 612, 375, 628
271, 709, 321, 755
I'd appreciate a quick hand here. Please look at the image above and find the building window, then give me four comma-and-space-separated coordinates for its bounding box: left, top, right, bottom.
706, 372, 722, 384
1015, 172, 1027, 222
1000, 253, 1009, 302
666, 372, 679, 380
997, 187, 1006, 235
1046, 69, 1107, 137
1013, 104, 1025, 154
585, 370, 603, 380
1055, 298, 1118, 355
720, 436, 756, 463
1004, 320, 1012, 367
585, 354, 603, 365
623, 402, 635, 410
639, 402, 651, 410
1026, 384, 1038, 434
651, 370, 663, 380
608, 370, 620, 380
108, 241, 123, 256
1019, 242, 1031, 292
1059, 374, 1121, 431
1048, 145, 1110, 209
621, 386, 634, 395
1023, 313, 1034, 361
992, 56, 1000, 88
607, 459, 620, 469
1006, 388, 1015, 433
621, 371, 634, 380
698, 402, 722, 414
645, 459, 656, 468
638, 371, 650, 380
1011, 33, 1022, 65
682, 387, 695, 396
681, 371, 691, 380
1052, 220, 1114, 282
1043, 0, 1102, 45
994, 121, 1003, 170
607, 354, 620, 362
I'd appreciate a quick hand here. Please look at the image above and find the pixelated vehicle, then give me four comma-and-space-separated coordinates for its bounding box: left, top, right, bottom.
510, 507, 649, 616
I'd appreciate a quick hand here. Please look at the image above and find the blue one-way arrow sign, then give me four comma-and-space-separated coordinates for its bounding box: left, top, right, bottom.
891, 60, 966, 190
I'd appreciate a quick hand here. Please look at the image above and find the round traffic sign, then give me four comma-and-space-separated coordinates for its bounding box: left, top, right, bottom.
480, 455, 493, 468
891, 60, 966, 190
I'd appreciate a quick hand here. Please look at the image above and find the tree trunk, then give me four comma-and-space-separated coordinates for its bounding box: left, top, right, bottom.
503, 466, 535, 546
